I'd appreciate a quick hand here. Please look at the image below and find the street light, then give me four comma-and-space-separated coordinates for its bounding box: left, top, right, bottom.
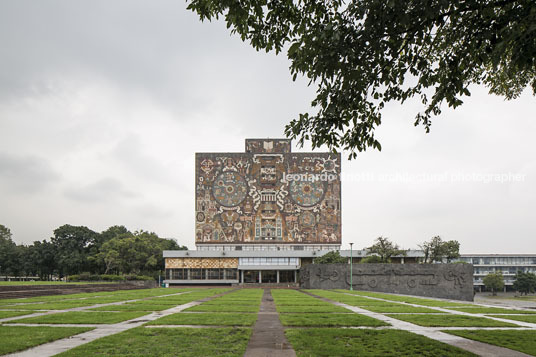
349, 243, 354, 291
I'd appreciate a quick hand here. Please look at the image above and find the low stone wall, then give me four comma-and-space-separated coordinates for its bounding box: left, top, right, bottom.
299, 263, 474, 301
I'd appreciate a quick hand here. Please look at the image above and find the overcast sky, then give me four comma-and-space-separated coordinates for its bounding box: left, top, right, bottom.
1, 1, 534, 253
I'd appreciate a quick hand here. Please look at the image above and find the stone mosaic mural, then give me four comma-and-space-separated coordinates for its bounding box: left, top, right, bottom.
165, 258, 238, 269
195, 139, 341, 244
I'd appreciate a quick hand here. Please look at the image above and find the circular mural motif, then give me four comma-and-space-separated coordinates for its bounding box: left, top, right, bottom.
299, 211, 316, 227
196, 212, 206, 222
290, 179, 325, 207
323, 158, 337, 172
212, 172, 248, 207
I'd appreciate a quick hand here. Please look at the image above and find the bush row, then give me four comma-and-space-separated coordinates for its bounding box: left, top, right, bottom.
67, 273, 154, 282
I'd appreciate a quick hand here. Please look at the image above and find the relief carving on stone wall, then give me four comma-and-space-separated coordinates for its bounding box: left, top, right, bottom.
344, 267, 445, 289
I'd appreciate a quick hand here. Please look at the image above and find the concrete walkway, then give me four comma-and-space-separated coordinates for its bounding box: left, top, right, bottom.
4, 290, 234, 357
244, 289, 295, 357
475, 293, 536, 309
304, 291, 532, 357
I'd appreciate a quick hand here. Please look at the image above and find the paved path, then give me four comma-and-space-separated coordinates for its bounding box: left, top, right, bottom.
5, 290, 235, 357
304, 291, 532, 357
475, 293, 536, 309
244, 289, 295, 357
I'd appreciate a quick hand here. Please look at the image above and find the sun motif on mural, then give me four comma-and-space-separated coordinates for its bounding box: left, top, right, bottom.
289, 179, 325, 207
320, 157, 339, 173
212, 171, 248, 207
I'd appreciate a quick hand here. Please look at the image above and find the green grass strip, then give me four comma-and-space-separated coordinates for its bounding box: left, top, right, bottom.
277, 305, 350, 313
306, 290, 404, 307
445, 330, 536, 356
359, 305, 440, 313
0, 326, 93, 355
56, 327, 251, 357
11, 311, 148, 324
387, 314, 520, 327
272, 299, 331, 306
184, 304, 259, 313
285, 328, 476, 356
203, 300, 259, 306
279, 313, 388, 327
90, 304, 177, 312
447, 307, 536, 314
486, 314, 536, 323
1, 302, 100, 310
341, 290, 473, 307
147, 312, 257, 326
0, 310, 35, 319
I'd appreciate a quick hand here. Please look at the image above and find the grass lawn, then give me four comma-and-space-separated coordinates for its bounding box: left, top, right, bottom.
285, 328, 475, 356
90, 304, 177, 312
486, 314, 536, 323
0, 310, 34, 319
11, 311, 148, 324
271, 290, 305, 298
203, 298, 260, 306
359, 305, 440, 313
273, 299, 331, 306
445, 330, 536, 356
276, 305, 350, 313
306, 290, 404, 307
147, 312, 258, 326
0, 288, 194, 307
184, 304, 259, 313
447, 307, 536, 314
343, 290, 473, 307
57, 327, 251, 357
387, 314, 520, 327
279, 313, 388, 327
0, 325, 93, 355
1, 302, 99, 310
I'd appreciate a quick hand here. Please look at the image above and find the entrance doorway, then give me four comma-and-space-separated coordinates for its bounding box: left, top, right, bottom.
279, 270, 295, 283
243, 270, 260, 283
261, 270, 277, 283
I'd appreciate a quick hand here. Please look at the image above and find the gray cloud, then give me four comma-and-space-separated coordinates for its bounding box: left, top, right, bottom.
64, 177, 138, 203
0, 152, 59, 193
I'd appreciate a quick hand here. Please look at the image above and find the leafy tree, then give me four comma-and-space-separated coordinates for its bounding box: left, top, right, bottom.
513, 271, 536, 295
89, 225, 132, 274
483, 271, 504, 295
314, 250, 347, 264
0, 224, 18, 277
360, 255, 383, 264
51, 225, 98, 276
96, 230, 186, 275
419, 236, 460, 263
443, 240, 461, 263
367, 236, 406, 263
187, 0, 536, 157
0, 224, 11, 241
28, 240, 57, 280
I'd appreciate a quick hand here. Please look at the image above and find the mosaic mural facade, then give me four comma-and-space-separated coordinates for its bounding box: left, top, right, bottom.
196, 139, 341, 244
165, 258, 238, 269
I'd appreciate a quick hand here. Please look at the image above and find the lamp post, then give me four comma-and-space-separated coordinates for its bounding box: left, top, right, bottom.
349, 243, 354, 291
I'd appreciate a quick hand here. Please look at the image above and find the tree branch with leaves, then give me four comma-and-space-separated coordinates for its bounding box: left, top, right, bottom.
187, 0, 536, 157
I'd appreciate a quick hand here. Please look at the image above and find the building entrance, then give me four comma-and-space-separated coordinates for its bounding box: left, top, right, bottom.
243, 270, 260, 283
261, 270, 277, 283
